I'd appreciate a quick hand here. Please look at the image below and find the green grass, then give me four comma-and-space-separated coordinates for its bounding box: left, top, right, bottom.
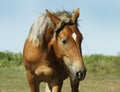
0, 66, 120, 92
0, 66, 28, 92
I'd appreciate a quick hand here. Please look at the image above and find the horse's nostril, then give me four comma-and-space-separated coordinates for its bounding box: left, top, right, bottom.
76, 70, 86, 81
76, 71, 81, 80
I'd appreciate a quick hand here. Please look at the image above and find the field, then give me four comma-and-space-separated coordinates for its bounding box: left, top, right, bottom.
0, 66, 120, 92
0, 52, 120, 92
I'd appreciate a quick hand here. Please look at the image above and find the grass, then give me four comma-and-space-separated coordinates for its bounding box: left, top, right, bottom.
0, 66, 120, 92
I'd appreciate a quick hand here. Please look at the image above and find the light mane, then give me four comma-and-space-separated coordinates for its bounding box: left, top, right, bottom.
28, 10, 72, 46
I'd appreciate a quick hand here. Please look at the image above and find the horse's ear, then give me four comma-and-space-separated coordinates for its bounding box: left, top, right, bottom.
72, 8, 80, 23
46, 9, 61, 27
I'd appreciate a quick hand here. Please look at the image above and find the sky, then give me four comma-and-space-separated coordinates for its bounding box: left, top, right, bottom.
0, 0, 120, 55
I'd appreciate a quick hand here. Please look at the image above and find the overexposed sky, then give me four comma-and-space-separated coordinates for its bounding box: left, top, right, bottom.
0, 0, 120, 55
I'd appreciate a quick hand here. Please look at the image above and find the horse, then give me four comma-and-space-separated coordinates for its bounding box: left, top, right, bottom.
23, 8, 87, 92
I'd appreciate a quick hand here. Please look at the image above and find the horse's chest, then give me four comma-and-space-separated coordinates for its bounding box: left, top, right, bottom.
35, 65, 54, 79
34, 64, 68, 82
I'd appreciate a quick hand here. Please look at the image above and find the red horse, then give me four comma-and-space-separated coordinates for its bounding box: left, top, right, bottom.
23, 8, 87, 92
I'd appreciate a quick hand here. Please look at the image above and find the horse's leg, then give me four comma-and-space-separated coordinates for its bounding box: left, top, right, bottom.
46, 82, 63, 92
70, 80, 79, 92
51, 81, 63, 92
26, 70, 39, 92
45, 83, 51, 92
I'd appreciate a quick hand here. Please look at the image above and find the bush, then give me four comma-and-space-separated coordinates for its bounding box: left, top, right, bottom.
0, 51, 23, 67
84, 54, 120, 73
0, 51, 120, 74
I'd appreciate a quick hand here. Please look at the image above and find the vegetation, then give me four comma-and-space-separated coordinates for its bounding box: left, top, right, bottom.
84, 54, 120, 73
0, 51, 120, 73
0, 51, 23, 67
0, 67, 120, 92
0, 51, 120, 92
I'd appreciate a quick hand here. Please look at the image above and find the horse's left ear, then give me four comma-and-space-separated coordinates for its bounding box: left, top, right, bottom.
72, 8, 80, 23
46, 9, 61, 27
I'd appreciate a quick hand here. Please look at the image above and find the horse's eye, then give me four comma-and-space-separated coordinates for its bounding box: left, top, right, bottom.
61, 39, 67, 44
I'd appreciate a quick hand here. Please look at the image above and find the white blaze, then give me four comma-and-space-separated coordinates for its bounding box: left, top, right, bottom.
72, 32, 77, 41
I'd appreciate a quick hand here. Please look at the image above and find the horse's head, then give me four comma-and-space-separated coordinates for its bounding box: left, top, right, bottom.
46, 9, 87, 82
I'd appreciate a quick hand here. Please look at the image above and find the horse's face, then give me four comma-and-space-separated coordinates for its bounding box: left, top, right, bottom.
55, 25, 87, 82
46, 9, 87, 82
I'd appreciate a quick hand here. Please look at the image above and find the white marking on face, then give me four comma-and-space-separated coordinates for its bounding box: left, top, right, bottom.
72, 32, 77, 41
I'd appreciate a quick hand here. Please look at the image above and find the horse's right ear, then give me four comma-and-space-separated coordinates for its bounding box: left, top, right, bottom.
46, 9, 61, 27
72, 8, 80, 23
